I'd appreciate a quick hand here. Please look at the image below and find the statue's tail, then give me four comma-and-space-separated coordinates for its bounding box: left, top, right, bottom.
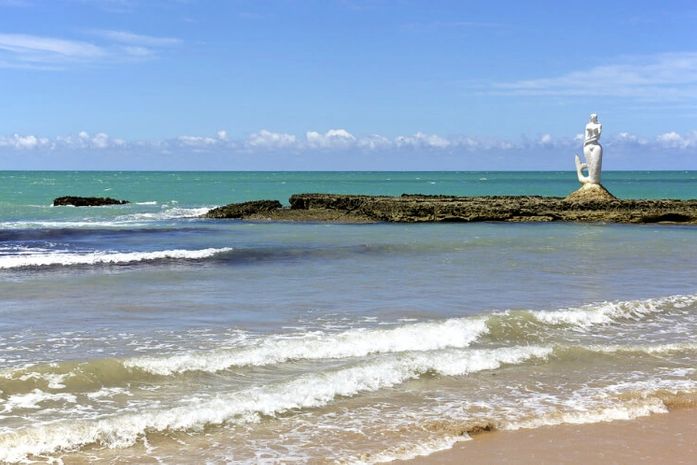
575, 154, 589, 184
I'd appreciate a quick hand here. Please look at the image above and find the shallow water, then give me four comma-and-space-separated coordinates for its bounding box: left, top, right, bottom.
1, 171, 696, 463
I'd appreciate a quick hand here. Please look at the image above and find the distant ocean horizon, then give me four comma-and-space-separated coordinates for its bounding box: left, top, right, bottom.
1, 170, 696, 464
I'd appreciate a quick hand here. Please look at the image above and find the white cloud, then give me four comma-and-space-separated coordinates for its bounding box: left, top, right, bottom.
122, 46, 153, 57
89, 29, 181, 58
0, 30, 181, 68
306, 129, 357, 149
357, 134, 391, 150
490, 52, 697, 100
610, 132, 648, 146
0, 133, 51, 149
656, 131, 697, 149
177, 135, 219, 147
174, 130, 232, 150
395, 132, 451, 149
2, 129, 697, 156
54, 131, 124, 149
246, 129, 297, 149
0, 33, 104, 64
91, 30, 181, 47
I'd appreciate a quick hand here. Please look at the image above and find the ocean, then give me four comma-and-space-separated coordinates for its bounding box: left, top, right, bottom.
1, 171, 696, 464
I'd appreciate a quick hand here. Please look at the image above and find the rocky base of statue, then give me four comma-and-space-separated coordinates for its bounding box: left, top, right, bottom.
564, 183, 618, 203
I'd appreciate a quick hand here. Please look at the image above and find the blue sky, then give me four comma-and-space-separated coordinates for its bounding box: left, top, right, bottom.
1, 0, 696, 170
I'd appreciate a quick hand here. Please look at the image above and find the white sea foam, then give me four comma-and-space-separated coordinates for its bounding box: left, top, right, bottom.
1, 389, 77, 413
347, 435, 470, 465
506, 398, 668, 430
0, 206, 213, 230
530, 294, 697, 328
0, 220, 149, 230
116, 207, 211, 222
505, 376, 697, 432
0, 346, 550, 462
86, 387, 132, 400
124, 318, 490, 375
17, 372, 68, 389
586, 342, 697, 355
0, 247, 232, 269
602, 377, 697, 396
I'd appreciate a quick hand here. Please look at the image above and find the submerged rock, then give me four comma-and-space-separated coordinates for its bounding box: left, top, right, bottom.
203, 200, 283, 219
53, 196, 129, 207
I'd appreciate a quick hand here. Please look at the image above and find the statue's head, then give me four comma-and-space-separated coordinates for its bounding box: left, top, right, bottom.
589, 113, 598, 123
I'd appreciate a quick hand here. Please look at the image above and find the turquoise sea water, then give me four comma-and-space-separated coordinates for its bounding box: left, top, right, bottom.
0, 171, 696, 464
1, 170, 697, 218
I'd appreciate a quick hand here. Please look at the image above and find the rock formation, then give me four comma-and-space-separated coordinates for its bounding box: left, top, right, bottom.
53, 196, 129, 207
203, 200, 283, 219
204, 194, 697, 224
563, 183, 617, 203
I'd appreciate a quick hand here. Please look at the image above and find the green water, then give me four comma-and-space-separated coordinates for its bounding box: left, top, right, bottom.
1, 171, 695, 225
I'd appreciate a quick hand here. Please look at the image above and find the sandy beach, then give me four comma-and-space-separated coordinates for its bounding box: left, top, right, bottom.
398, 408, 697, 465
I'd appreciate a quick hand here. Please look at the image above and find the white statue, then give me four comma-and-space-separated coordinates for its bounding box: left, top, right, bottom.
574, 113, 603, 185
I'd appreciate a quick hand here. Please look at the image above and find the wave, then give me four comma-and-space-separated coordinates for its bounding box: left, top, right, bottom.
115, 207, 211, 222
2, 293, 693, 393
583, 342, 697, 355
0, 346, 550, 462
0, 359, 135, 396
528, 294, 697, 328
0, 207, 213, 230
3, 336, 694, 399
124, 318, 489, 375
0, 247, 233, 269
482, 294, 697, 344
1, 389, 77, 414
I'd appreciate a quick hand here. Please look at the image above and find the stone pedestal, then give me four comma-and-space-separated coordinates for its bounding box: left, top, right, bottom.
564, 183, 617, 203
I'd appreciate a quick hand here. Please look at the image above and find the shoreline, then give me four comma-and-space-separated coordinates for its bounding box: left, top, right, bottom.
395, 408, 697, 465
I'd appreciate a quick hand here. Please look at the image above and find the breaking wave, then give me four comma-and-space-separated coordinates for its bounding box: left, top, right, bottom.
0, 346, 550, 462
0, 247, 233, 269
125, 318, 489, 375
0, 206, 213, 230
529, 294, 697, 328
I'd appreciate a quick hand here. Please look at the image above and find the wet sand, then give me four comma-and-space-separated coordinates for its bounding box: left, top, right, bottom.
398, 409, 697, 465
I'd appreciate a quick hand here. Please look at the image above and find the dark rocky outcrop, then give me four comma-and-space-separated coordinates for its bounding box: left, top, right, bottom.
203, 193, 697, 224
53, 196, 129, 207
203, 200, 283, 219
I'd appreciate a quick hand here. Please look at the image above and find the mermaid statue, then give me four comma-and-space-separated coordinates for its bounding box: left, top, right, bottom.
575, 113, 603, 185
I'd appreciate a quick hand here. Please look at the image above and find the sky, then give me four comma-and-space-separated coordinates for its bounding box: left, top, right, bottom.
0, 0, 696, 170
